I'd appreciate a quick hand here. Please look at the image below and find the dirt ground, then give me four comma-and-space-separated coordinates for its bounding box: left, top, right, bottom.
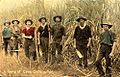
0, 34, 120, 77
0, 48, 63, 77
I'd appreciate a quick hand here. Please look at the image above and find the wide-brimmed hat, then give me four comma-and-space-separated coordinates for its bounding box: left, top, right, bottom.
76, 16, 87, 22
53, 16, 62, 22
101, 23, 112, 29
12, 19, 20, 24
4, 21, 11, 26
39, 17, 47, 22
25, 19, 33, 25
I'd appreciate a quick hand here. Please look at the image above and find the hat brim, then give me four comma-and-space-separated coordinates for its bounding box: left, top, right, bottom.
25, 19, 33, 25
4, 22, 11, 26
12, 20, 20, 24
101, 24, 112, 29
53, 16, 62, 22
76, 18, 87, 22
39, 17, 47, 22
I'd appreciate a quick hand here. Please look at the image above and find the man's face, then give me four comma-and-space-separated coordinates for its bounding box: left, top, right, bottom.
13, 21, 18, 25
26, 21, 32, 26
5, 23, 10, 27
103, 25, 109, 31
79, 19, 85, 27
55, 17, 61, 22
41, 19, 46, 24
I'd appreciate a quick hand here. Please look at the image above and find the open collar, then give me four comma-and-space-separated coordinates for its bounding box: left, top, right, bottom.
40, 23, 47, 28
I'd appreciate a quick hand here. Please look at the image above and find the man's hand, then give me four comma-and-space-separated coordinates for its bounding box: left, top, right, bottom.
38, 40, 40, 45
110, 42, 116, 57
73, 39, 76, 48
25, 35, 32, 39
110, 53, 114, 57
87, 43, 90, 48
11, 37, 14, 40
87, 38, 92, 48
73, 44, 76, 48
29, 36, 32, 39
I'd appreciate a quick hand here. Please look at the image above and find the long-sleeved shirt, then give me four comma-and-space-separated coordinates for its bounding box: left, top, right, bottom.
51, 24, 66, 41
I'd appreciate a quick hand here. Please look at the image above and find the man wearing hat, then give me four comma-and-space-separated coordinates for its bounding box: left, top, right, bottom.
11, 20, 21, 56
37, 17, 50, 63
22, 19, 36, 60
50, 15, 66, 64
73, 16, 92, 68
2, 21, 13, 56
96, 23, 116, 77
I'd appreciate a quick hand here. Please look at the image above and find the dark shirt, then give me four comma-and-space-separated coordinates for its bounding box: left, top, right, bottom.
37, 25, 49, 38
22, 27, 35, 37
100, 31, 116, 45
74, 25, 92, 41
51, 24, 66, 41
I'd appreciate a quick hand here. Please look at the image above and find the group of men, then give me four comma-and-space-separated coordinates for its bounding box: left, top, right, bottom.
2, 16, 116, 77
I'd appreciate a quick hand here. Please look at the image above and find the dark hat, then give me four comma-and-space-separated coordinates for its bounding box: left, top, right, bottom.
76, 16, 87, 22
101, 24, 112, 29
25, 19, 33, 25
4, 21, 11, 26
12, 20, 20, 24
53, 16, 62, 22
39, 17, 47, 22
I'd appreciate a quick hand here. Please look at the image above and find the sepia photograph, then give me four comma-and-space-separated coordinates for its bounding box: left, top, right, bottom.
0, 0, 120, 77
